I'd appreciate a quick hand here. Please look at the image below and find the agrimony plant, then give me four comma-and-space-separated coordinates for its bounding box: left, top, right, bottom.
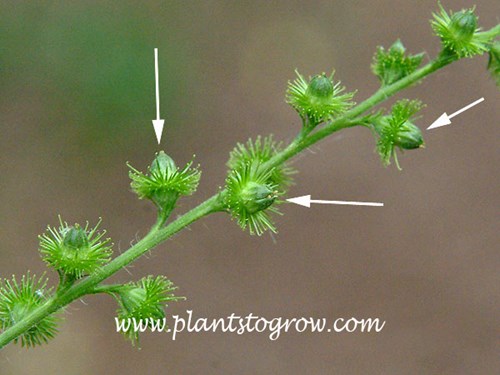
1, 3, 498, 349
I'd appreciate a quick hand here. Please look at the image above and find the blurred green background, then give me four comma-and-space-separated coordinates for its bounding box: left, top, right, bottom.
1, 1, 499, 374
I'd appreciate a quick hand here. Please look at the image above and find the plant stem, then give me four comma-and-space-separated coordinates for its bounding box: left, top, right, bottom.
0, 49, 476, 349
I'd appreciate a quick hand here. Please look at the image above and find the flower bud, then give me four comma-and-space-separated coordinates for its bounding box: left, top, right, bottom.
389, 39, 406, 54
149, 152, 180, 213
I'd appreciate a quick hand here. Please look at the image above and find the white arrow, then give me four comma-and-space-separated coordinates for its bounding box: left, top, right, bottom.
152, 48, 165, 144
286, 195, 384, 208
427, 97, 484, 130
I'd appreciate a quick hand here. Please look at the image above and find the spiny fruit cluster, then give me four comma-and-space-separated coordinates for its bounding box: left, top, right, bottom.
224, 136, 295, 235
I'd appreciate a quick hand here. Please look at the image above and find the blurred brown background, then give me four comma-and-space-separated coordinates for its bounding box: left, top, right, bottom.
1, 1, 499, 374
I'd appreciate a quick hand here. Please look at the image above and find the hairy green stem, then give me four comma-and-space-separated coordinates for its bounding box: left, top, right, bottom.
0, 49, 479, 349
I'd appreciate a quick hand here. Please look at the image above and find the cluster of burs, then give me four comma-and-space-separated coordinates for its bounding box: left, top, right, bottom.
1, 4, 498, 348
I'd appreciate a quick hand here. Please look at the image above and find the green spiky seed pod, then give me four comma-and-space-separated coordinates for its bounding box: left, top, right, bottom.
115, 276, 182, 345
39, 218, 112, 281
128, 151, 201, 218
0, 273, 59, 347
371, 39, 424, 85
373, 99, 425, 169
225, 162, 280, 236
431, 5, 492, 58
286, 70, 355, 127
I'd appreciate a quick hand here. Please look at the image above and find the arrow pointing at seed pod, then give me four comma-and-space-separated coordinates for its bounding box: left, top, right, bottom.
152, 48, 165, 144
286, 195, 384, 208
427, 97, 484, 130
